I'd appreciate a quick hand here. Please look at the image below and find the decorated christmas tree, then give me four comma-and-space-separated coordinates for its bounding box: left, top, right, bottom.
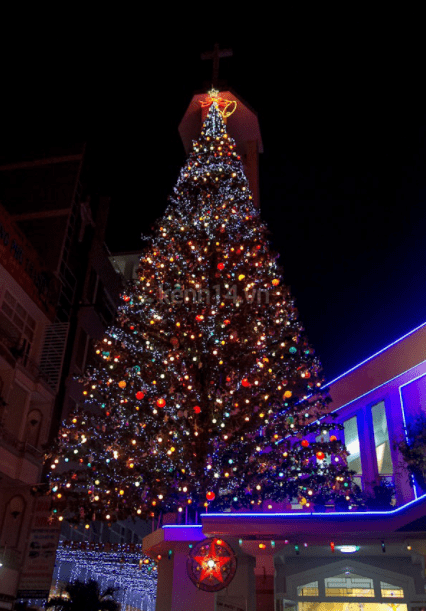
48, 98, 355, 524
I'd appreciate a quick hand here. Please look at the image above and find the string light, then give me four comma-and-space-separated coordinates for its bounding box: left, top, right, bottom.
48, 96, 356, 523
51, 542, 157, 610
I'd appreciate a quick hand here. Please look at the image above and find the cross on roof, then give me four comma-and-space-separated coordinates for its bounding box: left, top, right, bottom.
201, 43, 233, 88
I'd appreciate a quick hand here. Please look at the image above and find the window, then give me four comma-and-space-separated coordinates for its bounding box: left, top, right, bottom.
325, 574, 374, 597
0, 290, 36, 362
0, 496, 26, 548
371, 402, 393, 474
299, 604, 407, 611
380, 582, 404, 598
3, 383, 28, 437
298, 582, 319, 597
343, 416, 362, 474
25, 409, 43, 448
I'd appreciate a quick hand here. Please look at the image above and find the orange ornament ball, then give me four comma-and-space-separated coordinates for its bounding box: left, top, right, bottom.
136, 391, 144, 400
118, 381, 126, 389
301, 439, 309, 447
316, 451, 325, 460
272, 279, 280, 286
284, 390, 292, 399
156, 398, 166, 408
330, 435, 337, 442
194, 405, 201, 414
206, 491, 215, 501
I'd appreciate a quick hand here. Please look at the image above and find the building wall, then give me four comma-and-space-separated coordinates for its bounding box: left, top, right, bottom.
0, 153, 123, 608
327, 324, 426, 506
0, 226, 57, 607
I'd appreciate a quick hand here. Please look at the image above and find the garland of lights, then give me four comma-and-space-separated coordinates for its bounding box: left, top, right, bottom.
52, 542, 157, 610
48, 99, 356, 525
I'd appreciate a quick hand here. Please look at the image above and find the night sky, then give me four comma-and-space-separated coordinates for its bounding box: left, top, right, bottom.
2, 24, 425, 382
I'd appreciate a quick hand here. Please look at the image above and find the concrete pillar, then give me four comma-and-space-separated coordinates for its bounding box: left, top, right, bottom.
216, 551, 256, 611
155, 549, 216, 611
253, 555, 275, 611
358, 407, 377, 495
387, 387, 414, 504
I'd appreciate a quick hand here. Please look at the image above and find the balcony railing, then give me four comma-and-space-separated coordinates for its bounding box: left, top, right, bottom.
0, 427, 43, 460
0, 325, 56, 390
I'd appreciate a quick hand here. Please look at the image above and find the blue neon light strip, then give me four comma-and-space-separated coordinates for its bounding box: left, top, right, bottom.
200, 490, 426, 519
163, 525, 203, 529
161, 326, 426, 527
325, 320, 426, 388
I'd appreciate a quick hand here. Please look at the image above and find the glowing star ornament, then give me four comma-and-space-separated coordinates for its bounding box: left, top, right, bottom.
187, 538, 237, 592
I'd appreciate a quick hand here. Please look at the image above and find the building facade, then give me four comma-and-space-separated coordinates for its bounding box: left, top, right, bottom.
0, 203, 59, 608
142, 90, 426, 611
143, 322, 426, 611
0, 148, 123, 609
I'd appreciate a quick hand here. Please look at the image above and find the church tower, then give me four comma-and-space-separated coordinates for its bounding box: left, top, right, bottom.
178, 45, 263, 207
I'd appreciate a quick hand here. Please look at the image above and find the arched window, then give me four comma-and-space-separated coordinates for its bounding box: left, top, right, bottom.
279, 560, 412, 611
25, 409, 43, 448
0, 495, 26, 548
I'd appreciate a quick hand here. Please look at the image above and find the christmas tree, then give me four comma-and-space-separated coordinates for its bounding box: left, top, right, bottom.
49, 99, 354, 524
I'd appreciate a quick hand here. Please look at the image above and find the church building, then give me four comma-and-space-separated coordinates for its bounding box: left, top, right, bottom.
143, 50, 426, 611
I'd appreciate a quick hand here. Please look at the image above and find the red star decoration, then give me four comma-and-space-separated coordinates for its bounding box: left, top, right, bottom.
193, 539, 232, 584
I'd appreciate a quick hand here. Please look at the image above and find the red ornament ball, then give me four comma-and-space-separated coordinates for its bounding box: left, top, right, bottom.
242, 379, 251, 388
195, 315, 204, 321
206, 491, 215, 501
135, 391, 144, 400
301, 439, 309, 447
217, 263, 225, 270
316, 451, 325, 460
156, 398, 166, 408
194, 405, 201, 414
